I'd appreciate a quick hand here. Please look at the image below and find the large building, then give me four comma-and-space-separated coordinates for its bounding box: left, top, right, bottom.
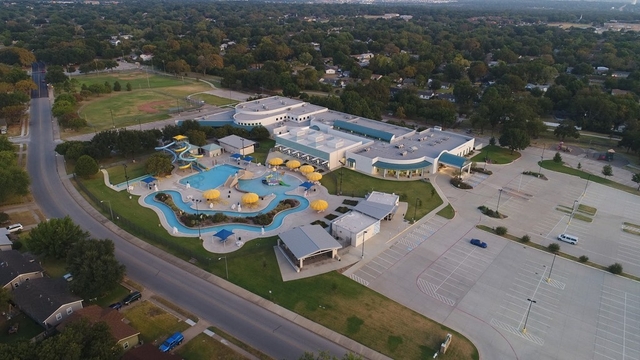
198, 96, 475, 176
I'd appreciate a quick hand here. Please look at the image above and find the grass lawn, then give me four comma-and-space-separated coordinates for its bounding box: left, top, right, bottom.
436, 204, 455, 219
75, 72, 201, 91
105, 161, 149, 185
319, 169, 443, 221
207, 327, 272, 360
177, 333, 248, 360
5, 211, 39, 227
94, 284, 131, 308
540, 160, 640, 196
470, 145, 521, 164
122, 301, 189, 344
38, 257, 68, 278
190, 93, 236, 106
0, 313, 44, 344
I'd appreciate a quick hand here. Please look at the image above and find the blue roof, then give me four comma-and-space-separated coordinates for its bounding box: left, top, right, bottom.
438, 152, 468, 168
214, 229, 234, 241
373, 160, 431, 170
333, 120, 395, 142
141, 176, 156, 184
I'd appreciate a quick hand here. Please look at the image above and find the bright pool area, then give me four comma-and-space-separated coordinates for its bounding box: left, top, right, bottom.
179, 164, 242, 189
144, 173, 309, 235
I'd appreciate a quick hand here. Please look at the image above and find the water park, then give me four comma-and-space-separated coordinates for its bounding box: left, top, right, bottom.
105, 135, 334, 253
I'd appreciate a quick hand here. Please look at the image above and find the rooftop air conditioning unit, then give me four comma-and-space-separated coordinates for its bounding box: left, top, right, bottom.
401, 151, 407, 156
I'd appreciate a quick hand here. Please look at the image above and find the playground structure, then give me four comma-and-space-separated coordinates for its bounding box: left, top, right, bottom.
262, 168, 289, 187
155, 135, 210, 172
557, 142, 572, 153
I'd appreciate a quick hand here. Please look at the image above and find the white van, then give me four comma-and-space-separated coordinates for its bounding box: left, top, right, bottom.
557, 233, 578, 245
6, 224, 23, 233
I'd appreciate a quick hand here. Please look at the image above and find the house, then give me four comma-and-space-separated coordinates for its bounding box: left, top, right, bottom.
417, 90, 435, 100
12, 277, 83, 329
0, 250, 43, 289
612, 71, 631, 78
122, 343, 183, 360
371, 74, 383, 81
201, 143, 223, 157
139, 54, 153, 62
58, 305, 140, 351
595, 66, 609, 74
325, 66, 338, 75
218, 135, 255, 156
611, 89, 631, 96
437, 93, 456, 103
0, 228, 12, 251
0, 118, 7, 134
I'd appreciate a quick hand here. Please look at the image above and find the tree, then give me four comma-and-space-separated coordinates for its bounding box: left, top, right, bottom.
28, 216, 90, 259
67, 239, 126, 299
602, 164, 613, 178
554, 121, 580, 141
249, 125, 270, 140
553, 152, 563, 163
113, 81, 121, 91
0, 287, 11, 313
0, 149, 30, 202
74, 155, 99, 178
37, 318, 122, 360
453, 80, 477, 106
126, 83, 132, 91
145, 153, 173, 177
608, 263, 623, 275
499, 128, 530, 154
299, 351, 363, 360
633, 173, 640, 190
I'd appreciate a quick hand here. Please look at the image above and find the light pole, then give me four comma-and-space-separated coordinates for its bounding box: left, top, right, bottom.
547, 254, 557, 283
100, 200, 113, 221
496, 188, 503, 214
361, 230, 368, 259
241, 138, 245, 156
522, 298, 537, 334
568, 199, 578, 225
162, 60, 166, 73
110, 109, 115, 128
582, 174, 591, 197
122, 164, 130, 197
137, 118, 142, 131
218, 256, 228, 279
193, 199, 202, 239
538, 144, 546, 176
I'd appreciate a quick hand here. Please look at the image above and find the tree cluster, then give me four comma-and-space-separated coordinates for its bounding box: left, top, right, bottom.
0, 64, 33, 126
0, 135, 30, 203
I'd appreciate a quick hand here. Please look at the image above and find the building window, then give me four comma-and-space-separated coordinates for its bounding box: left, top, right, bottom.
123, 342, 129, 349
55, 313, 62, 321
66, 307, 73, 315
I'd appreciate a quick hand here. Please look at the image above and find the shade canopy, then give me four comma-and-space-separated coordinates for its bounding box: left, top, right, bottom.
268, 158, 283, 166
310, 199, 328, 211
141, 176, 156, 184
286, 160, 301, 169
299, 181, 314, 190
202, 189, 220, 200
299, 165, 315, 174
214, 229, 234, 242
241, 192, 259, 204
306, 172, 322, 181
230, 153, 242, 159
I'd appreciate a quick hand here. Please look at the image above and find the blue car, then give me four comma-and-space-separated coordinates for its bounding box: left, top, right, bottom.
109, 302, 122, 310
470, 239, 487, 248
159, 332, 184, 352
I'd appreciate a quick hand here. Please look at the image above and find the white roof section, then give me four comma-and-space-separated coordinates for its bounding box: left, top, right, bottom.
278, 225, 342, 260
218, 135, 256, 149
331, 211, 378, 233
366, 191, 399, 206
234, 96, 326, 122
0, 228, 11, 248
353, 201, 395, 220
278, 127, 359, 154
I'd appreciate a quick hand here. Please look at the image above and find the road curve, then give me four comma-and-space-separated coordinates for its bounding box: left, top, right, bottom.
26, 76, 348, 359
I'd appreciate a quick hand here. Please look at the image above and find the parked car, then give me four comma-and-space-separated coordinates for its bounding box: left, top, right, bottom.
122, 291, 141, 305
109, 302, 123, 310
63, 273, 73, 282
470, 239, 487, 248
6, 224, 23, 233
159, 332, 184, 352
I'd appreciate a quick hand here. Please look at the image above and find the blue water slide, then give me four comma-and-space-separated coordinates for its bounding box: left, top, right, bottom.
155, 141, 178, 163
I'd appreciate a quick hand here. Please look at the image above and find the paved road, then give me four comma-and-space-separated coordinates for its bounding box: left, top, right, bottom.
26, 80, 348, 359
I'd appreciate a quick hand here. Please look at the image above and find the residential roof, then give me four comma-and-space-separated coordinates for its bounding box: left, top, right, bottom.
353, 200, 396, 220
122, 343, 182, 360
278, 225, 341, 260
0, 228, 11, 248
12, 277, 82, 324
438, 152, 468, 168
58, 305, 139, 342
373, 159, 432, 170
0, 250, 43, 287
218, 135, 256, 149
333, 120, 395, 142
201, 143, 222, 151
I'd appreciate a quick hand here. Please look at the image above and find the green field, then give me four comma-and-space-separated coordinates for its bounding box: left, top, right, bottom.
190, 93, 237, 106
540, 160, 640, 196
470, 145, 521, 164
123, 301, 189, 343
72, 72, 212, 134
437, 203, 455, 219
177, 333, 248, 360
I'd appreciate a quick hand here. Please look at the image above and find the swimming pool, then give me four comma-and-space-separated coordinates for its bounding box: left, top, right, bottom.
145, 173, 309, 235
179, 164, 242, 190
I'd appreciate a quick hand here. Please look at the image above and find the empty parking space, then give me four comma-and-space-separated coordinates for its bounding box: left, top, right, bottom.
465, 172, 489, 187
350, 216, 448, 286
616, 233, 640, 269
416, 239, 500, 306
594, 284, 640, 360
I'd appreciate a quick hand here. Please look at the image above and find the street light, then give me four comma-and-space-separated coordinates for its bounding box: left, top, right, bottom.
122, 164, 130, 197
100, 200, 113, 221
496, 188, 503, 214
361, 230, 368, 259
538, 144, 546, 176
568, 199, 579, 225
547, 254, 557, 283
582, 174, 591, 197
218, 256, 228, 279
522, 298, 537, 334
109, 109, 115, 128
192, 199, 202, 239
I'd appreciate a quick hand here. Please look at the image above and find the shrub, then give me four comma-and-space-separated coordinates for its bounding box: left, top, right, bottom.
521, 235, 530, 243
553, 152, 562, 163
74, 155, 99, 178
450, 177, 473, 189
0, 212, 9, 224
489, 137, 496, 146
12, 240, 22, 250
608, 263, 623, 275
495, 226, 507, 235
578, 255, 589, 263
548, 243, 560, 253
577, 162, 582, 169
470, 166, 493, 175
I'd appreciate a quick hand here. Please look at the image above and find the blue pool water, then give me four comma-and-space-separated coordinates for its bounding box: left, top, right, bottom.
145, 172, 309, 235
179, 164, 242, 190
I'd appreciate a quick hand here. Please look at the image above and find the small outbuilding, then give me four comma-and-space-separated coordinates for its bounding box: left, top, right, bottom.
218, 135, 255, 156
201, 143, 223, 157
277, 225, 342, 272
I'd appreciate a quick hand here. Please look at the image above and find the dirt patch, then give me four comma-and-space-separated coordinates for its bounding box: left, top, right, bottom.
138, 100, 171, 114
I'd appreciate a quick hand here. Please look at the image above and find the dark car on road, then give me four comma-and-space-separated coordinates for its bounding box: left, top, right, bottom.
109, 302, 123, 310
470, 239, 488, 248
122, 291, 142, 305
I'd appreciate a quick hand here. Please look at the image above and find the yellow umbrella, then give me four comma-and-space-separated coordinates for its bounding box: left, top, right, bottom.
202, 189, 220, 200
268, 158, 283, 166
299, 165, 315, 174
310, 199, 328, 212
286, 160, 301, 169
306, 172, 322, 181
241, 192, 259, 205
